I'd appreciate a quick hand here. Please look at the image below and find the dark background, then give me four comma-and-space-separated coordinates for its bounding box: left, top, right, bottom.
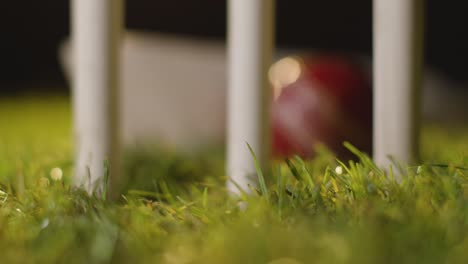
0, 0, 466, 93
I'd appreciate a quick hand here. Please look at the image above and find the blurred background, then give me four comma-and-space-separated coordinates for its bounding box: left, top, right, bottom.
0, 0, 467, 160
1, 0, 468, 93
0, 0, 467, 193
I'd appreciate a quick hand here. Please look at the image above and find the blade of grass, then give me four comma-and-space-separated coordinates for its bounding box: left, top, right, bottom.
276, 164, 283, 218
293, 155, 315, 189
246, 143, 269, 202
202, 187, 208, 209
344, 141, 384, 176
285, 158, 301, 182
102, 160, 109, 201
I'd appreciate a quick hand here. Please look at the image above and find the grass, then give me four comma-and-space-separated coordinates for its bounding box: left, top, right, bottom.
0, 95, 467, 263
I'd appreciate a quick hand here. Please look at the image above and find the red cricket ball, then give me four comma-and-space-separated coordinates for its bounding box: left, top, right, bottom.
270, 55, 373, 159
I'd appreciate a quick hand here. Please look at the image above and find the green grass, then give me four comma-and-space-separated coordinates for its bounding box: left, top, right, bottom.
0, 95, 467, 264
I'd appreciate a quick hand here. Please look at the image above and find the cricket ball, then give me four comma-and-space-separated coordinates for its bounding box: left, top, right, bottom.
270, 55, 373, 159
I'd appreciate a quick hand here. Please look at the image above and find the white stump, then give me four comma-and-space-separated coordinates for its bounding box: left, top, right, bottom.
227, 0, 275, 194
72, 0, 123, 196
373, 0, 424, 168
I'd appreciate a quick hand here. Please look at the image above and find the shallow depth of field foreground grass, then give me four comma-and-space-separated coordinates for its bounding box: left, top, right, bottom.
0, 96, 467, 264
